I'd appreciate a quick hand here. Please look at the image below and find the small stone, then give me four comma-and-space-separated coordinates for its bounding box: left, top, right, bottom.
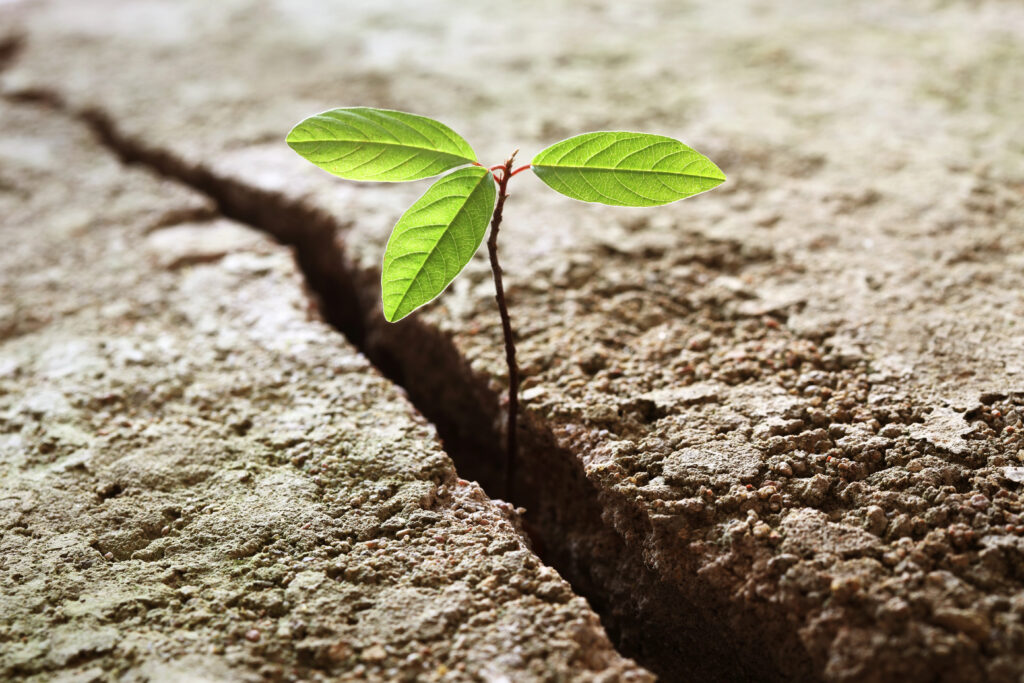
362, 644, 387, 662
830, 575, 861, 601
865, 505, 887, 535
879, 423, 904, 438
244, 629, 261, 642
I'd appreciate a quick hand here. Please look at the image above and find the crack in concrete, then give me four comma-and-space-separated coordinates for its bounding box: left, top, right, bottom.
2, 85, 773, 682
0, 35, 23, 72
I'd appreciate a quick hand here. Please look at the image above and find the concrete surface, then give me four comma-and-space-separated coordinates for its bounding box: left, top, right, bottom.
2, 0, 1023, 681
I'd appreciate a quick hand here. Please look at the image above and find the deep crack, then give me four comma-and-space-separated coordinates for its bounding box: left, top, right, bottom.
0, 35, 23, 72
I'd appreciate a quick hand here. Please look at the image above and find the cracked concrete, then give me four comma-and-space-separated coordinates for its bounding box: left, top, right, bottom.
0, 97, 648, 681
2, 0, 1024, 681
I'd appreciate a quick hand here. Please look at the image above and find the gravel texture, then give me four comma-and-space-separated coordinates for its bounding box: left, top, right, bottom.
2, 1, 1023, 680
0, 100, 648, 682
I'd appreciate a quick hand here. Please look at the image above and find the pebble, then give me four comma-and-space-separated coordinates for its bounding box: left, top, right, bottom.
362, 644, 387, 662
865, 505, 887, 535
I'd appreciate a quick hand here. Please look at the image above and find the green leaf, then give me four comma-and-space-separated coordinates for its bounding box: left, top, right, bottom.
287, 107, 477, 182
531, 131, 725, 206
381, 166, 496, 322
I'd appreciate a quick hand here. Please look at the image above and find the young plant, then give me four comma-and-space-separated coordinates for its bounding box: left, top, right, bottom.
287, 107, 725, 496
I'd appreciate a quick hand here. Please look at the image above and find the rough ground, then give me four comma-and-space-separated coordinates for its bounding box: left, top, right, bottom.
2, 0, 1024, 681
0, 100, 648, 682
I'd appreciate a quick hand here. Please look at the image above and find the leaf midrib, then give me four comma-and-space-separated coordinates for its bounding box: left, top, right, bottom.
532, 164, 722, 179
388, 174, 490, 317
289, 135, 475, 161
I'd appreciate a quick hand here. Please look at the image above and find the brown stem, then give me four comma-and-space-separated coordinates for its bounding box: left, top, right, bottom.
487, 151, 519, 500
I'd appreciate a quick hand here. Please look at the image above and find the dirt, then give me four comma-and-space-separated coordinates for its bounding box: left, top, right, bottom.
0, 100, 648, 682
2, 0, 1024, 681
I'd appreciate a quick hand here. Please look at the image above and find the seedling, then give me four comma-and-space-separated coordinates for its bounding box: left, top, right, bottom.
287, 107, 725, 496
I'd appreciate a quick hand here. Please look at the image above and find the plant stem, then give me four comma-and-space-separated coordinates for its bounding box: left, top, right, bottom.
487, 151, 519, 500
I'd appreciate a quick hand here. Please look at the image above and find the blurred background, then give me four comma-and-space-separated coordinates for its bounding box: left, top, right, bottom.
3, 0, 1021, 398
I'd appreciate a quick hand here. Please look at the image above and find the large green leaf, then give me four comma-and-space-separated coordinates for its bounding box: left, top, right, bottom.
531, 131, 725, 206
381, 166, 496, 322
287, 107, 477, 182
